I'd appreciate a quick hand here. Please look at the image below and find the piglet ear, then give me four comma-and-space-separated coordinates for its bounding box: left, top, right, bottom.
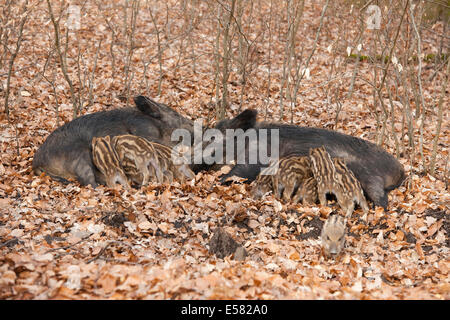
134, 96, 162, 119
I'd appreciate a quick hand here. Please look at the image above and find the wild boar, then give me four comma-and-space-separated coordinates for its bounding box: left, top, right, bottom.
294, 177, 318, 205
251, 155, 317, 205
32, 96, 193, 187
193, 109, 405, 209
111, 134, 195, 185
332, 157, 370, 221
309, 146, 369, 221
272, 156, 313, 202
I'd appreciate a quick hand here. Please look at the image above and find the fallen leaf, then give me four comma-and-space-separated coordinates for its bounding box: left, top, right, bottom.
415, 243, 425, 260
33, 253, 53, 262
395, 230, 404, 241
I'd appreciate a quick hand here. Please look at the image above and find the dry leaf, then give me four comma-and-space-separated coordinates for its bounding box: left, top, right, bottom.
247, 219, 259, 229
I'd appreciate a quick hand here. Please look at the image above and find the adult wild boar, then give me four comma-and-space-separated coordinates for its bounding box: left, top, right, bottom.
193, 109, 405, 209
32, 96, 193, 187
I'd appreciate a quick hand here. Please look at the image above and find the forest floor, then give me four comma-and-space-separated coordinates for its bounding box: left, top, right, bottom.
0, 0, 448, 299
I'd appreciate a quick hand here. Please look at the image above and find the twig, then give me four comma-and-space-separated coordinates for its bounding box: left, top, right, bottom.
148, 3, 164, 96
3, 0, 29, 118
123, 0, 139, 106
347, 15, 365, 99
218, 0, 237, 120
0, 237, 20, 249
278, 0, 303, 120
87, 39, 102, 108
263, 0, 273, 121
45, 233, 93, 253
289, 0, 328, 122
409, 2, 427, 171
429, 57, 449, 175
386, 83, 401, 158
377, 0, 409, 93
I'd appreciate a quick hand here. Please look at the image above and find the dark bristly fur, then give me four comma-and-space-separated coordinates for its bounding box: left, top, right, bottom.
309, 146, 369, 221
309, 146, 340, 206
32, 96, 193, 187
333, 157, 369, 221
91, 136, 130, 189
198, 109, 405, 209
293, 177, 318, 205
111, 134, 194, 185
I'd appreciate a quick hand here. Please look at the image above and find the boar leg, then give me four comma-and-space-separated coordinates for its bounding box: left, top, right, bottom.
281, 181, 294, 203
128, 170, 144, 186
148, 165, 157, 183
94, 168, 107, 186
358, 195, 370, 222
175, 165, 193, 183
346, 163, 388, 210
136, 159, 151, 186
148, 158, 164, 184
302, 192, 316, 206
34, 145, 97, 187
251, 184, 264, 199
316, 185, 328, 206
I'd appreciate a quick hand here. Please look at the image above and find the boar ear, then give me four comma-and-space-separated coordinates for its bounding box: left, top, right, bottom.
134, 96, 162, 119
228, 109, 257, 130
